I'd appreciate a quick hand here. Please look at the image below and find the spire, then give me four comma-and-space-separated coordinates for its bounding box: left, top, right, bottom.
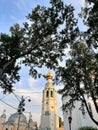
45, 70, 54, 89
46, 70, 53, 79
1, 109, 6, 118
29, 112, 32, 120
28, 112, 33, 123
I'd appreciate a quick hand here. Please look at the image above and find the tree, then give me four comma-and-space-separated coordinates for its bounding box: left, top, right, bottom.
0, 0, 79, 93
1, 0, 98, 126
53, 0, 98, 126
78, 126, 98, 130
80, 0, 98, 49
57, 41, 98, 125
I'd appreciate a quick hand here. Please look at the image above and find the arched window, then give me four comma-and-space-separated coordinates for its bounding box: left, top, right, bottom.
46, 91, 49, 98
51, 91, 53, 97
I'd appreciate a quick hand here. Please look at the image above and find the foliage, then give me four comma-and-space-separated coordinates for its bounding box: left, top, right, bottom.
1, 0, 98, 126
57, 41, 98, 125
80, 0, 98, 49
55, 0, 98, 126
78, 126, 98, 130
0, 0, 79, 93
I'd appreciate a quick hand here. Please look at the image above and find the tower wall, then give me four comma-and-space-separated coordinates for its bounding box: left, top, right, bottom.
40, 72, 59, 130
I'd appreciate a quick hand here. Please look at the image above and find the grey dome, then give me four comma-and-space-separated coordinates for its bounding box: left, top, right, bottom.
7, 112, 27, 124
1, 113, 6, 118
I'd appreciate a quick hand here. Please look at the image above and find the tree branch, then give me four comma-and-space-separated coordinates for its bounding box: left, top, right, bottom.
82, 95, 98, 126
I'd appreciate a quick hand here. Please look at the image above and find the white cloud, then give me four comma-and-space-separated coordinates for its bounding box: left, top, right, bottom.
28, 77, 38, 89
14, 87, 42, 106
65, 0, 85, 6
14, 0, 26, 10
74, 0, 85, 6
10, 15, 17, 21
18, 80, 24, 88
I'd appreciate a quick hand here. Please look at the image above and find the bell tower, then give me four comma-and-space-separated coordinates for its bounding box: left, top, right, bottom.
40, 71, 59, 130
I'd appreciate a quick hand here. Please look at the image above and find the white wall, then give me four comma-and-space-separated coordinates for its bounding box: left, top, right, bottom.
62, 97, 98, 130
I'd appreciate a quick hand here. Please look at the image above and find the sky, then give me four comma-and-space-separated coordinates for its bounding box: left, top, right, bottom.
0, 0, 85, 126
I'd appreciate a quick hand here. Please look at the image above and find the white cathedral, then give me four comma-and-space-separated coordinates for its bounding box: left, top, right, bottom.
62, 96, 98, 130
0, 110, 38, 130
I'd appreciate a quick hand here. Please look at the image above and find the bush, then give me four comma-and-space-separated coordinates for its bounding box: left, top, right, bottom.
78, 126, 98, 130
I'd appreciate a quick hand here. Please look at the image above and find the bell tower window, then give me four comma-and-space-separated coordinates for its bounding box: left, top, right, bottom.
46, 90, 49, 98
51, 91, 53, 97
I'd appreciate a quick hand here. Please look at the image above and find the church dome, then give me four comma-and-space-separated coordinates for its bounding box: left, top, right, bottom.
1, 113, 6, 118
7, 112, 27, 124
0, 110, 6, 118
46, 71, 53, 79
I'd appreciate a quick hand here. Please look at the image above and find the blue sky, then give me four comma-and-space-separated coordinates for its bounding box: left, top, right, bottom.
0, 0, 50, 34
0, 0, 85, 34
0, 0, 85, 126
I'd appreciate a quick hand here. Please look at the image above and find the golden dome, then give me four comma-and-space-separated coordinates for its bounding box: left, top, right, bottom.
46, 70, 53, 79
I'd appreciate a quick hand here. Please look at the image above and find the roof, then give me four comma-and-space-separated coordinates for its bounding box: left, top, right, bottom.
7, 112, 27, 124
